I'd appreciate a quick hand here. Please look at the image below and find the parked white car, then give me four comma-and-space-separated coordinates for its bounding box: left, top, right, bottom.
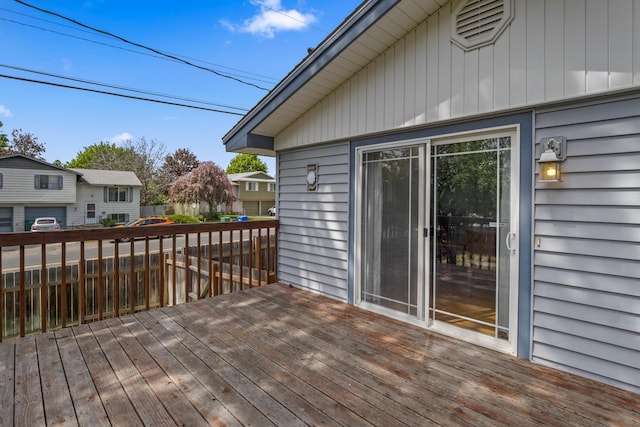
31, 217, 61, 231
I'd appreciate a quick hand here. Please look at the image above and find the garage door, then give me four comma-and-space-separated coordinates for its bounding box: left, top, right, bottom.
25, 206, 66, 231
0, 207, 12, 232
243, 201, 260, 216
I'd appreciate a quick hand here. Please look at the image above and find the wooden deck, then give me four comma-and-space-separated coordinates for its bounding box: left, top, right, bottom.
1, 284, 638, 426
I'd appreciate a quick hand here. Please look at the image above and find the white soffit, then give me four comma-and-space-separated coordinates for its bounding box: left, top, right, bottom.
250, 0, 443, 138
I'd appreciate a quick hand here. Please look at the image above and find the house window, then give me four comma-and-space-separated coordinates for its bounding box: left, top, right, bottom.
107, 186, 130, 202
0, 173, 3, 188
34, 174, 63, 190
109, 213, 130, 223
246, 182, 258, 191
268, 183, 276, 192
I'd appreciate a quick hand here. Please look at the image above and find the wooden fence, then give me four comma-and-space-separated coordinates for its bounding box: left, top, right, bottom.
0, 220, 278, 341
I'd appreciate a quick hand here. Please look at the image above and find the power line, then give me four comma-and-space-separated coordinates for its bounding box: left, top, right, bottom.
13, 0, 271, 91
0, 64, 249, 112
0, 74, 245, 116
0, 8, 279, 85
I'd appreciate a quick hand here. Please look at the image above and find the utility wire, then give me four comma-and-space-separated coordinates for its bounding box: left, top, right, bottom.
13, 0, 271, 91
0, 64, 249, 112
0, 8, 279, 85
0, 74, 245, 116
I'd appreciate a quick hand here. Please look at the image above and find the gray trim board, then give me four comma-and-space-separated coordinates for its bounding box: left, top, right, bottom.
348, 112, 534, 359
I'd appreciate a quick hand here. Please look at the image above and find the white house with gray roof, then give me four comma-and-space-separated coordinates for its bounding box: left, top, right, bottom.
0, 154, 141, 231
223, 0, 640, 394
68, 168, 142, 227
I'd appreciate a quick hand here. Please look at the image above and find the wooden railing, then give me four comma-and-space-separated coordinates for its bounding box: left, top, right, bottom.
0, 220, 278, 341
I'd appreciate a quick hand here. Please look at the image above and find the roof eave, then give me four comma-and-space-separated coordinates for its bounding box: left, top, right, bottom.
221, 0, 400, 153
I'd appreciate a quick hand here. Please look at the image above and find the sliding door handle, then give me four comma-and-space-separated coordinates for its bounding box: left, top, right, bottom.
506, 232, 516, 252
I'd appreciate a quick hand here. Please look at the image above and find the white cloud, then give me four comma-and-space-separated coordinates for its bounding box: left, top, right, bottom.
0, 105, 13, 118
109, 132, 132, 143
223, 0, 317, 39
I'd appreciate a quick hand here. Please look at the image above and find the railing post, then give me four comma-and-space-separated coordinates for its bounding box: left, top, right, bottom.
239, 229, 244, 291
248, 228, 253, 288
113, 240, 119, 317
273, 222, 278, 281
159, 237, 164, 307
229, 230, 234, 292
129, 239, 135, 314
19, 246, 25, 337
196, 233, 202, 299
171, 235, 177, 306
97, 240, 102, 321
184, 233, 189, 303
208, 231, 213, 298
145, 238, 150, 311
40, 244, 47, 333
217, 230, 223, 296
0, 251, 3, 341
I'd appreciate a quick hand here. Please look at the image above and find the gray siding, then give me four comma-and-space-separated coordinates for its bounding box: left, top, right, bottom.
533, 96, 640, 394
277, 142, 350, 301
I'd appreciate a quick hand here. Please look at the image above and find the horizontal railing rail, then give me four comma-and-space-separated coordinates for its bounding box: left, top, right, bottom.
0, 220, 278, 341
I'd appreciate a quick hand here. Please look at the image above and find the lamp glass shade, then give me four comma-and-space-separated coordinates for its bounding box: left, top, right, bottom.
538, 147, 562, 182
539, 161, 560, 181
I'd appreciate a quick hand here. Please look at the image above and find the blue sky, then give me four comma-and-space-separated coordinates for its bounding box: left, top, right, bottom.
0, 0, 361, 174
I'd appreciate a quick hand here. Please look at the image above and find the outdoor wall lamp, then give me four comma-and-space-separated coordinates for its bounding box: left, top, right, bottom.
537, 137, 566, 182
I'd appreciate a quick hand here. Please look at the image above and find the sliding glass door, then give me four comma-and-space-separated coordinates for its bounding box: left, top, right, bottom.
359, 146, 423, 317
357, 128, 518, 351
430, 135, 515, 343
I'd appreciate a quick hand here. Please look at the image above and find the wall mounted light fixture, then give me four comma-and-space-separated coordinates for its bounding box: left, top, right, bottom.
306, 164, 318, 191
537, 137, 566, 182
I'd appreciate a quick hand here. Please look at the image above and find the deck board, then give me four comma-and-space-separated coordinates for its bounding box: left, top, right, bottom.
0, 338, 14, 427
0, 284, 638, 426
35, 333, 77, 426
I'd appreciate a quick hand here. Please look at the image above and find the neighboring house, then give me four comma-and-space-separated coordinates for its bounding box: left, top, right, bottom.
171, 171, 276, 217
0, 154, 141, 231
68, 168, 142, 227
223, 0, 640, 394
227, 172, 276, 216
0, 154, 80, 231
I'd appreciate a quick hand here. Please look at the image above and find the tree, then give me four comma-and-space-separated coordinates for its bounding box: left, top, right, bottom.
226, 154, 268, 174
0, 128, 46, 159
0, 121, 8, 149
157, 148, 200, 193
66, 137, 166, 205
120, 138, 167, 206
169, 161, 235, 217
65, 142, 128, 169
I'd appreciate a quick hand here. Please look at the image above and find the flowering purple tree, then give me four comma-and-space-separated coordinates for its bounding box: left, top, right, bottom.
169, 161, 235, 216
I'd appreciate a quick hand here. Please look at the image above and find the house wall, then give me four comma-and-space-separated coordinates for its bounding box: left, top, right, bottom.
532, 95, 640, 394
267, 0, 640, 394
277, 142, 350, 301
276, 0, 640, 152
69, 185, 141, 226
0, 166, 76, 230
0, 167, 76, 204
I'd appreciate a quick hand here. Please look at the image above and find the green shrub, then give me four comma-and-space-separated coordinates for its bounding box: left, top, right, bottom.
167, 214, 201, 224
101, 218, 119, 228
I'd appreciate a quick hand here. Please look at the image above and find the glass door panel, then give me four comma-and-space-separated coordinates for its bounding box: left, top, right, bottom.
360, 146, 421, 317
430, 137, 512, 340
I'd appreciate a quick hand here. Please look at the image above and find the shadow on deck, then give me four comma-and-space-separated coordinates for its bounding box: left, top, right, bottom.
1, 284, 638, 426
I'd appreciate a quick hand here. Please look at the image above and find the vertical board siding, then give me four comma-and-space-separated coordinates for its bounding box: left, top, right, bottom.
533, 96, 640, 394
275, 0, 640, 152
277, 142, 350, 301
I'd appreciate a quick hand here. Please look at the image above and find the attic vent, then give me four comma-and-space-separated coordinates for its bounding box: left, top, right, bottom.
451, 0, 514, 50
